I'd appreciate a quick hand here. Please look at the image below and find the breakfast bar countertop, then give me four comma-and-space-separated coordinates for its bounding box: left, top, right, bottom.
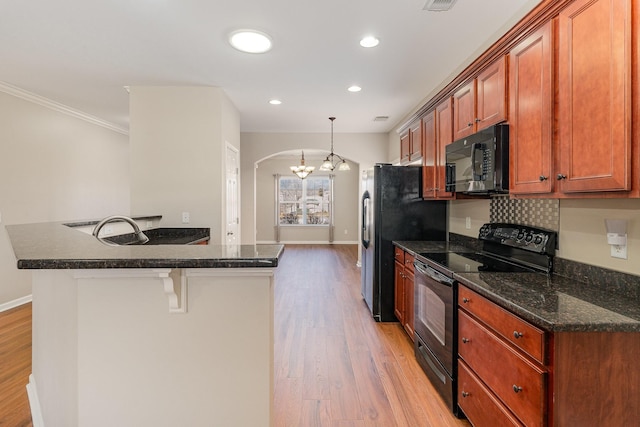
5, 218, 284, 269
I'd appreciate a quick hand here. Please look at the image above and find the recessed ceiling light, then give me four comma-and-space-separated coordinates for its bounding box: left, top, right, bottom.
269, 99, 282, 105
360, 36, 379, 48
229, 30, 272, 53
348, 85, 362, 93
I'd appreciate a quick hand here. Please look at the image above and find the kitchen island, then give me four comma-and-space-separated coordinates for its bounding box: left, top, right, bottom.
5, 218, 284, 427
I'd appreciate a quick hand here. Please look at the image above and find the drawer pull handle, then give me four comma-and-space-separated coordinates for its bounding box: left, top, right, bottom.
461, 391, 470, 398
513, 331, 524, 339
461, 337, 470, 344
462, 298, 470, 304
513, 385, 523, 393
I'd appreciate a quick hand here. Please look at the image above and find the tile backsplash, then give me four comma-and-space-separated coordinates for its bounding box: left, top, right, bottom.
489, 195, 559, 231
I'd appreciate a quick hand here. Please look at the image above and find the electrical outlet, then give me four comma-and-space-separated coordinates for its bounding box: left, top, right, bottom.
344, 229, 348, 235
103, 225, 114, 236
146, 221, 153, 228
465, 217, 471, 230
611, 245, 627, 259
182, 212, 190, 224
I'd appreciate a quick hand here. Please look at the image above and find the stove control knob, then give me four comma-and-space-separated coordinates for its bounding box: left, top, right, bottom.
516, 231, 525, 241
534, 235, 543, 245
525, 234, 533, 243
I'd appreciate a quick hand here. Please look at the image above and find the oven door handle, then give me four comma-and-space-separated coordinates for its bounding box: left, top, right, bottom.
414, 261, 455, 286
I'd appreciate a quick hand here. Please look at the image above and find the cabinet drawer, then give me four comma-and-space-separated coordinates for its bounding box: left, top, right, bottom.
459, 310, 546, 427
404, 253, 415, 273
394, 247, 405, 262
458, 360, 523, 427
459, 286, 546, 364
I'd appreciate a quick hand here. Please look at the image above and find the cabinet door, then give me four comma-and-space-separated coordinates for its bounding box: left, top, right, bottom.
422, 110, 437, 199
403, 269, 414, 340
400, 131, 411, 164
453, 80, 476, 140
557, 0, 631, 192
394, 260, 404, 324
409, 120, 422, 161
509, 22, 553, 194
476, 55, 507, 131
436, 97, 455, 199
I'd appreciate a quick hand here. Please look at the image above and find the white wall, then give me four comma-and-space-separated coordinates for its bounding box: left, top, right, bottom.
240, 132, 388, 244
0, 90, 130, 306
255, 157, 359, 243
129, 86, 240, 244
449, 198, 640, 276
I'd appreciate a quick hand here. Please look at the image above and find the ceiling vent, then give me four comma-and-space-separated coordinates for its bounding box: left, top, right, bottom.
373, 116, 389, 122
423, 0, 459, 11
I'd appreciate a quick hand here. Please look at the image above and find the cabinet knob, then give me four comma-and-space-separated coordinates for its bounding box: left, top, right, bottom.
539, 175, 548, 181
513, 331, 524, 339
467, 122, 473, 127
462, 297, 470, 304
461, 391, 470, 398
461, 337, 470, 344
513, 385, 523, 393
557, 174, 567, 180
475, 118, 480, 123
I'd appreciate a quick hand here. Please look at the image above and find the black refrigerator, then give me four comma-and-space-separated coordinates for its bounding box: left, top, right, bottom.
361, 164, 447, 321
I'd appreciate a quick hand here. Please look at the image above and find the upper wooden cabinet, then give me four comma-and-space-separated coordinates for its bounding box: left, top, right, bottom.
423, 97, 455, 200
400, 120, 422, 165
557, 0, 632, 193
453, 56, 507, 141
509, 22, 553, 195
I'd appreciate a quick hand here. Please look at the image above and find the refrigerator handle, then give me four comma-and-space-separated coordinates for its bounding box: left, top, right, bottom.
361, 191, 370, 248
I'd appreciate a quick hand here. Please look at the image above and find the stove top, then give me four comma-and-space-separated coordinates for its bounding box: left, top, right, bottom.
417, 251, 539, 274
417, 223, 557, 276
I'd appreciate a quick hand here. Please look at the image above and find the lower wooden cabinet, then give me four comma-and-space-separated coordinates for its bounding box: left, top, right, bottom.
458, 284, 640, 426
458, 360, 524, 427
394, 247, 415, 340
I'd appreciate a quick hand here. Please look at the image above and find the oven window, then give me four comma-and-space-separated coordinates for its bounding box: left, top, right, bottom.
419, 286, 446, 346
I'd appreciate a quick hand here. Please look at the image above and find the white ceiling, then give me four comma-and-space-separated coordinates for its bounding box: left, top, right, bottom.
1, 0, 540, 134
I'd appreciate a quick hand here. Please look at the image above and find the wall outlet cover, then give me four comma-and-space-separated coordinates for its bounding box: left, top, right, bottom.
182, 212, 190, 224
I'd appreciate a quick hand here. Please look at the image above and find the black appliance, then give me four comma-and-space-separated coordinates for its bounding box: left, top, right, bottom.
360, 164, 447, 321
413, 223, 556, 416
445, 124, 509, 194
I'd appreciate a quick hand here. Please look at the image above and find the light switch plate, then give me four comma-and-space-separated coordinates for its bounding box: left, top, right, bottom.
182, 212, 190, 224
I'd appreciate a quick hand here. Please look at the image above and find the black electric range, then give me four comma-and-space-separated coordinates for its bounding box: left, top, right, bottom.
416, 223, 557, 276
412, 223, 556, 417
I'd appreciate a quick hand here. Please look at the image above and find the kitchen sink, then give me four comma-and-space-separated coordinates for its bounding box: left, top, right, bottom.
102, 227, 210, 245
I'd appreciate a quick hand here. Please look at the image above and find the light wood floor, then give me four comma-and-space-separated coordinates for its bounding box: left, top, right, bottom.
0, 302, 32, 427
1, 245, 470, 426
274, 245, 470, 426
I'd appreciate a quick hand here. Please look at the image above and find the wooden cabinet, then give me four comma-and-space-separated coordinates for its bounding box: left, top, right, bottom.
393, 247, 415, 340
458, 286, 548, 427
508, 21, 553, 195
400, 120, 422, 165
556, 0, 632, 194
453, 56, 507, 141
423, 97, 455, 200
458, 283, 640, 426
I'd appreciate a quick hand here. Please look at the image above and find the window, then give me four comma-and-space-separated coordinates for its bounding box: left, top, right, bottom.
278, 176, 331, 225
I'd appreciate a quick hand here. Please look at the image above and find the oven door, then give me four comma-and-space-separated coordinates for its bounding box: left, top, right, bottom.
413, 260, 456, 376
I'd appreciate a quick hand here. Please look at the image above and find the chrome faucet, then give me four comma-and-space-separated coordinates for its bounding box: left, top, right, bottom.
92, 215, 149, 245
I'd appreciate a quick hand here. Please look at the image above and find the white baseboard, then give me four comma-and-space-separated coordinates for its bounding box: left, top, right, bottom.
27, 374, 44, 427
257, 240, 359, 245
0, 295, 32, 313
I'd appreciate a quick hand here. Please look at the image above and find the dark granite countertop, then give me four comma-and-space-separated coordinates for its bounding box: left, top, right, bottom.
394, 240, 640, 333
393, 240, 476, 256
5, 219, 284, 269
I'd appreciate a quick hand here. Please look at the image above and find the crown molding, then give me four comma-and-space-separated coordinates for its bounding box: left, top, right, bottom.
0, 81, 128, 135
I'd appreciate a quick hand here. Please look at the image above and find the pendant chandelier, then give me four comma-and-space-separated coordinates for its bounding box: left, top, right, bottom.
290, 150, 315, 179
320, 117, 350, 172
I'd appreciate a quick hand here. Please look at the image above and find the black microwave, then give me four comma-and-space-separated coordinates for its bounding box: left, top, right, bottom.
445, 124, 509, 194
